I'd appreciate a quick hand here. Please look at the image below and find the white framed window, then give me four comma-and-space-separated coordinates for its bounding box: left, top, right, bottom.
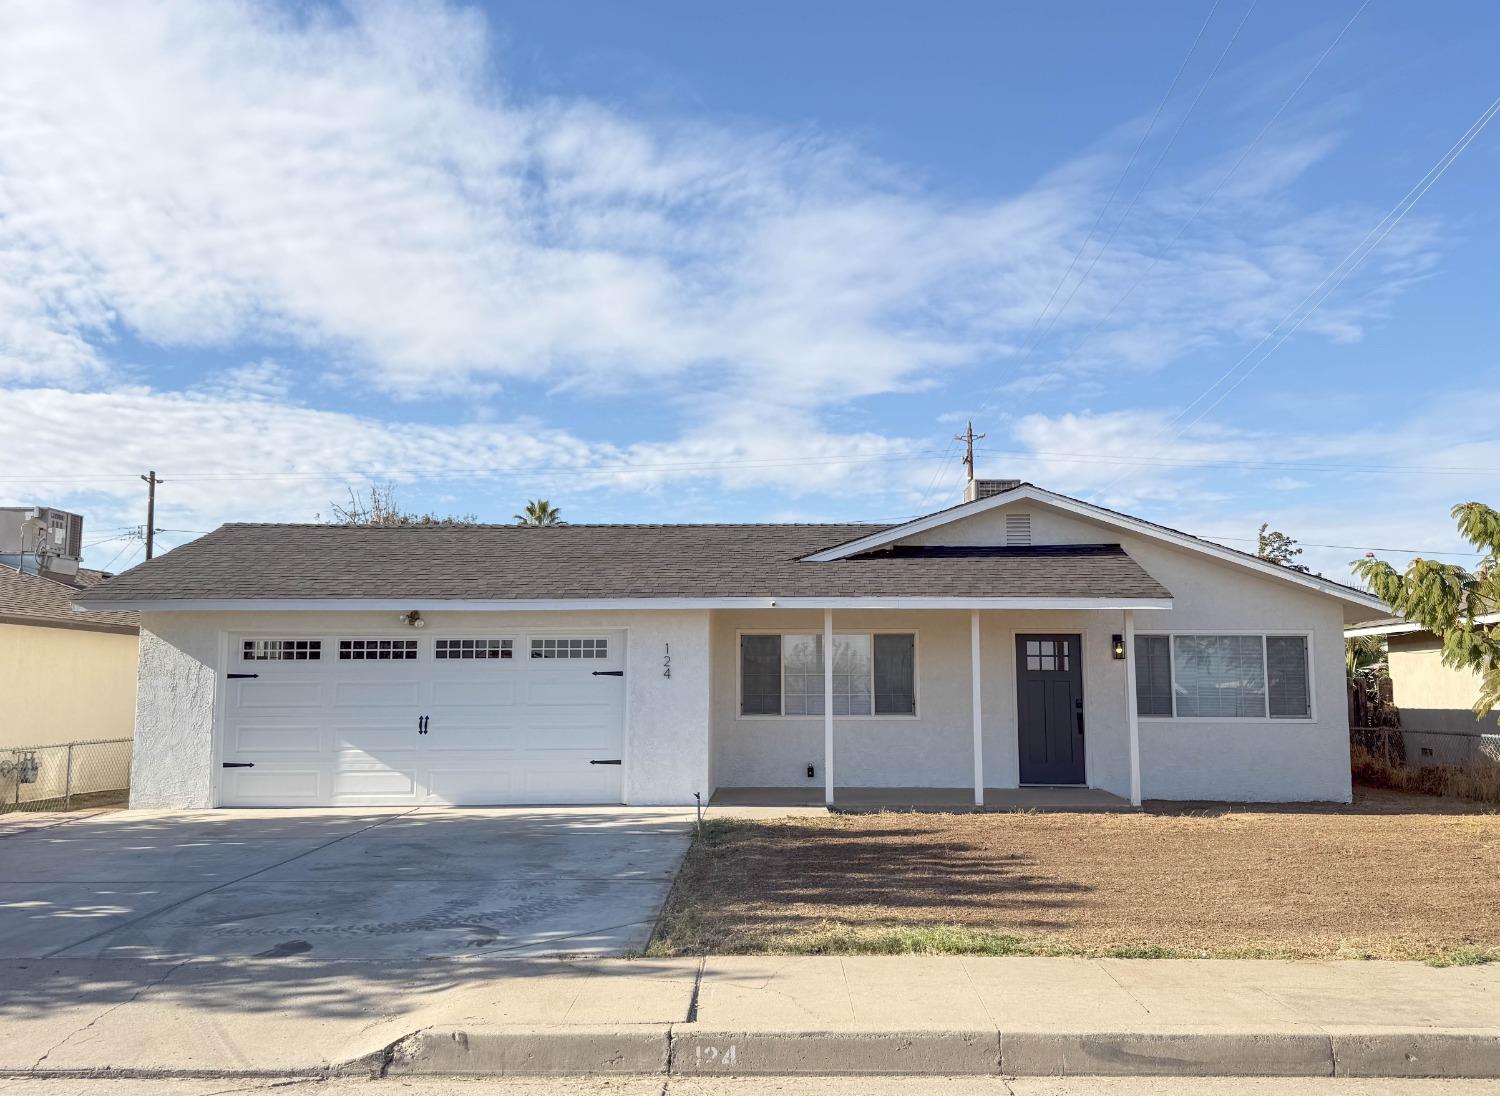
339, 638, 418, 661
738, 632, 916, 717
530, 637, 608, 659
436, 638, 513, 660
243, 639, 321, 661
1134, 633, 1312, 720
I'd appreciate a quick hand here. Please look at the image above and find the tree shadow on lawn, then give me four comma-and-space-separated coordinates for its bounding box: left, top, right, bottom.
670, 821, 1093, 940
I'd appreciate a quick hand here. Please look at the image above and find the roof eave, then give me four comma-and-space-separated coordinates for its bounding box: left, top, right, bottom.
78, 595, 1175, 613
805, 484, 1389, 613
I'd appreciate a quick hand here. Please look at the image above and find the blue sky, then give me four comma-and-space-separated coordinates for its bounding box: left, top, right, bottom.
1, 0, 1497, 578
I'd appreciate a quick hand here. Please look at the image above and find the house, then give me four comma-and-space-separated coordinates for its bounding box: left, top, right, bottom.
1345, 614, 1500, 767
76, 480, 1386, 810
2, 503, 140, 746
1, 563, 139, 806
1, 565, 140, 749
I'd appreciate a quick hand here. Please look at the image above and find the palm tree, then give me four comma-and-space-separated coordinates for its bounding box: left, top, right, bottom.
514, 499, 563, 526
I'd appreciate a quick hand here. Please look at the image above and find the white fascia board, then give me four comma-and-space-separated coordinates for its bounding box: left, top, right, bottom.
805, 484, 1389, 612
1345, 611, 1499, 638
75, 595, 1174, 613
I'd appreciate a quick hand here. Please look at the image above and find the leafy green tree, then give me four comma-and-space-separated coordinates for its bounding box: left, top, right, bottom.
325, 483, 477, 526
1351, 502, 1500, 722
1257, 523, 1309, 572
1345, 633, 1386, 681
514, 499, 563, 526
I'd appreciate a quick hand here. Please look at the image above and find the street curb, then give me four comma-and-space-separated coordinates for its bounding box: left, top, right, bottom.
385, 1025, 672, 1076
374, 1024, 1500, 1079
670, 1029, 999, 1075
1331, 1031, 1500, 1078
1001, 1030, 1336, 1077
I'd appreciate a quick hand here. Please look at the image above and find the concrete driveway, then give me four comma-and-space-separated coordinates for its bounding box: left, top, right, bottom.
0, 806, 695, 960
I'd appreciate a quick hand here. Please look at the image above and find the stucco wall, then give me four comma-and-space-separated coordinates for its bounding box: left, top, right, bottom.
0, 622, 137, 747
710, 608, 1134, 796
1387, 633, 1490, 736
131, 609, 713, 809
752, 500, 1351, 801
914, 500, 1351, 802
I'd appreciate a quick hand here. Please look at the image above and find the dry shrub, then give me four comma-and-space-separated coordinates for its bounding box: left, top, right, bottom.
1352, 744, 1500, 805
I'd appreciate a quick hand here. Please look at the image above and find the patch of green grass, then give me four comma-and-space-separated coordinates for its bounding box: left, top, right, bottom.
1102, 944, 1183, 960
798, 925, 1042, 957
1427, 947, 1498, 968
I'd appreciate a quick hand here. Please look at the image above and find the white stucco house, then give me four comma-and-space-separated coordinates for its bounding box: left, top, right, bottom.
77, 480, 1387, 810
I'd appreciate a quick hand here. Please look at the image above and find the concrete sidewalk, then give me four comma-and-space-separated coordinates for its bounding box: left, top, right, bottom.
1, 956, 1497, 1080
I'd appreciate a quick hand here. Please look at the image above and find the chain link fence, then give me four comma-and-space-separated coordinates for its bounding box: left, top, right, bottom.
1358, 726, 1500, 769
0, 738, 131, 814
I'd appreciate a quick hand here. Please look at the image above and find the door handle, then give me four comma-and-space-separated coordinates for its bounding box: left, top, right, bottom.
1075, 699, 1085, 735
418, 715, 429, 735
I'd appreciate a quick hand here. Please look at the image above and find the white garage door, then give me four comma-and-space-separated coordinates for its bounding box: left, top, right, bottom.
219, 631, 626, 806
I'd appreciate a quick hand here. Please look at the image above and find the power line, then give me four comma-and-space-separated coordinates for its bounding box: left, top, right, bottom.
1059, 0, 1369, 368
0, 449, 960, 486
95, 535, 142, 573
1005, 0, 1226, 371
1092, 91, 1500, 499
1016, 0, 1258, 366
1202, 533, 1486, 558
971, 446, 1500, 477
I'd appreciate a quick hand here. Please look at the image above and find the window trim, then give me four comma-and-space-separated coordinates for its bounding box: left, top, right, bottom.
1135, 630, 1316, 724
734, 628, 921, 720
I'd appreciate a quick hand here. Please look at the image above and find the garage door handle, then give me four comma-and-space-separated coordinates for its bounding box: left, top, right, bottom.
222, 762, 255, 768
227, 673, 258, 679
590, 759, 622, 765
591, 670, 624, 677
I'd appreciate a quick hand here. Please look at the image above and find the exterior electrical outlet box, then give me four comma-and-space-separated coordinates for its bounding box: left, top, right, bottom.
806, 764, 815, 779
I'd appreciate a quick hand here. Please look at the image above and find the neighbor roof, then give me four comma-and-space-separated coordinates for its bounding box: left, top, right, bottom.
1, 565, 139, 633
74, 523, 1172, 608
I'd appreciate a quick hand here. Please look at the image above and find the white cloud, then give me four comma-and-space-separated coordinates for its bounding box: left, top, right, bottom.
0, 385, 934, 539
0, 0, 1439, 410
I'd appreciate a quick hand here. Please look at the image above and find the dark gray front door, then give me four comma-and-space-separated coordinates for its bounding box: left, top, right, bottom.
1016, 634, 1086, 785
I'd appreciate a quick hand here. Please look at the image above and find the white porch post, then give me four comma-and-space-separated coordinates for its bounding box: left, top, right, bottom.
823, 608, 834, 806
970, 610, 984, 807
1124, 608, 1142, 807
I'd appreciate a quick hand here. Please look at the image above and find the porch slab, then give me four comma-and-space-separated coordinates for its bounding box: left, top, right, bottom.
710, 786, 1135, 813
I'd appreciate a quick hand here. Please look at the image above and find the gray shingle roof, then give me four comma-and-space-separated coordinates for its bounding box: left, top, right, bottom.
1, 566, 139, 632
76, 523, 1172, 603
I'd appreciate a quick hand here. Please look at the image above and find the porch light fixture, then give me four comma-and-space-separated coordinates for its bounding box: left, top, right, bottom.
401, 610, 426, 629
1111, 634, 1126, 660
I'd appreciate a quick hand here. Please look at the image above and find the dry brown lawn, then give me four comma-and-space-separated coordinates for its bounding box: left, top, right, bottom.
648, 787, 1500, 962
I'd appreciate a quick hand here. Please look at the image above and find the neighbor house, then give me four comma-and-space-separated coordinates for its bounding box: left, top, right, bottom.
1345, 613, 1500, 767
77, 480, 1386, 810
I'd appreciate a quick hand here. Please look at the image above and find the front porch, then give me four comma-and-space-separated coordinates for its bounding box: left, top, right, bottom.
711, 785, 1136, 812
710, 605, 1151, 809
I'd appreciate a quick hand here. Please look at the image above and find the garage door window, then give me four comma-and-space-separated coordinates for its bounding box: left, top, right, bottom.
531, 637, 607, 659
436, 638, 513, 660
338, 638, 419, 660
243, 639, 321, 661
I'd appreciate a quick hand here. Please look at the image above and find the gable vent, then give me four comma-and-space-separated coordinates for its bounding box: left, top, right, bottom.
1005, 513, 1032, 546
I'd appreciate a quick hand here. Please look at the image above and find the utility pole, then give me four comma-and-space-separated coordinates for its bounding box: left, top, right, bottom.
140, 470, 164, 560
954, 421, 986, 486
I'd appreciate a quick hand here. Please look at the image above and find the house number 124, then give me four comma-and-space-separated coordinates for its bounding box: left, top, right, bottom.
663, 643, 671, 679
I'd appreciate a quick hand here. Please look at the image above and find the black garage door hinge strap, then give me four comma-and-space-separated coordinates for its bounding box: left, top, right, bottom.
227, 673, 259, 679
591, 670, 624, 677
222, 762, 255, 768
589, 759, 622, 765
